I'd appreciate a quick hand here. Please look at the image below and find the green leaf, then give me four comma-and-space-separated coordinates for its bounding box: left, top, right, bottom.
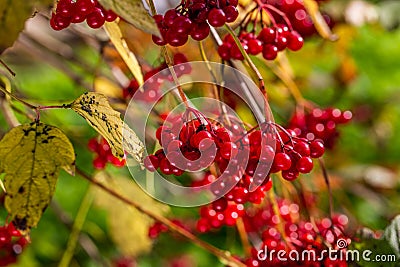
0, 0, 52, 54
97, 0, 159, 36
352, 227, 399, 267
0, 122, 75, 234
71, 92, 144, 163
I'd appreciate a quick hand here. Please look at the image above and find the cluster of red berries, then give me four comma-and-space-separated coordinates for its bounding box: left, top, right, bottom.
0, 224, 28, 266
219, 25, 304, 61
271, 0, 333, 38
144, 116, 220, 176
88, 137, 126, 169
148, 220, 187, 239
196, 201, 246, 232
269, 127, 325, 181
287, 108, 352, 149
50, 0, 117, 31
123, 53, 191, 102
242, 199, 350, 267
192, 172, 273, 232
152, 0, 239, 47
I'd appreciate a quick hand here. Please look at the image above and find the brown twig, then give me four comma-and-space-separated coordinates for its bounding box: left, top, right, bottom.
76, 168, 246, 267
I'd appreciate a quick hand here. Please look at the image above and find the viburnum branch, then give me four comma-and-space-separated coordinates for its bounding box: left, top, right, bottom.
225, 24, 267, 97
76, 168, 247, 267
318, 158, 334, 219
58, 187, 94, 267
268, 188, 295, 250
0, 59, 16, 77
147, 0, 190, 109
0, 78, 72, 122
161, 47, 190, 108
236, 218, 251, 257
198, 41, 231, 126
0, 79, 37, 110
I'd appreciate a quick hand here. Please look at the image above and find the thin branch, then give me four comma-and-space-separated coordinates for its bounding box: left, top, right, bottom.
0, 59, 15, 77
50, 201, 109, 267
198, 41, 231, 126
76, 168, 246, 267
318, 158, 334, 219
224, 24, 266, 97
0, 78, 37, 109
58, 187, 94, 267
236, 218, 251, 257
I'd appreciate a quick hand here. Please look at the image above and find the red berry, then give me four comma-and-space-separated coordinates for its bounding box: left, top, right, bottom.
296, 157, 314, 173
247, 39, 263, 55
218, 43, 231, 60
273, 152, 292, 170
294, 141, 310, 156
93, 156, 106, 169
219, 142, 238, 159
287, 31, 304, 51
208, 8, 226, 27
190, 130, 213, 148
0, 229, 11, 244
282, 169, 299, 181
86, 8, 105, 29
262, 44, 278, 60
212, 198, 228, 211
104, 10, 118, 22
172, 16, 192, 34
166, 30, 188, 47
310, 140, 325, 158
190, 22, 210, 41
75, 0, 96, 16
144, 155, 159, 172
223, 5, 239, 23
258, 27, 276, 43
56, 1, 74, 18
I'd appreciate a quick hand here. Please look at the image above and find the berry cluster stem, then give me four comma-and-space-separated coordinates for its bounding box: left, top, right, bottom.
318, 158, 334, 219
148, 0, 190, 109
225, 24, 267, 97
198, 41, 231, 126
268, 188, 295, 250
76, 168, 246, 267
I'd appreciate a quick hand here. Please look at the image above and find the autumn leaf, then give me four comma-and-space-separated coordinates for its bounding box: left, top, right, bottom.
104, 21, 144, 86
0, 122, 75, 234
93, 172, 170, 256
71, 92, 144, 163
0, 0, 52, 54
303, 0, 337, 41
97, 0, 159, 36
94, 76, 123, 99
385, 215, 400, 257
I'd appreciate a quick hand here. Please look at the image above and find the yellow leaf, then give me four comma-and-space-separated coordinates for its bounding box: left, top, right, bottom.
104, 21, 144, 86
303, 0, 338, 41
97, 0, 159, 36
0, 0, 52, 54
94, 76, 123, 99
71, 92, 144, 163
93, 172, 169, 256
0, 122, 75, 233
